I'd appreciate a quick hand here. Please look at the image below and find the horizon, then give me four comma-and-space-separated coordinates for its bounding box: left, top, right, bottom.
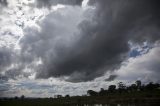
0, 80, 159, 98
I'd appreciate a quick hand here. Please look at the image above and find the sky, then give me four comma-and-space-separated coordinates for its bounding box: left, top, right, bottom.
0, 0, 160, 97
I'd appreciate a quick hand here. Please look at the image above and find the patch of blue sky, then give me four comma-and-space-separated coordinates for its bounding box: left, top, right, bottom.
129, 49, 140, 57
129, 42, 152, 58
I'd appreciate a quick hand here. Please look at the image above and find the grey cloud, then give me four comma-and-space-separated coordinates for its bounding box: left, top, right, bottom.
105, 75, 117, 82
31, 1, 133, 82
20, 6, 84, 80
0, 48, 13, 71
19, 0, 160, 82
88, 0, 160, 43
0, 74, 8, 81
4, 66, 29, 79
0, 47, 32, 80
35, 0, 83, 8
0, 79, 11, 97
0, 0, 7, 6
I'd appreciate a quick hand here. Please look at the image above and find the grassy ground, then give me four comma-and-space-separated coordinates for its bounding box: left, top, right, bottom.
1, 97, 160, 106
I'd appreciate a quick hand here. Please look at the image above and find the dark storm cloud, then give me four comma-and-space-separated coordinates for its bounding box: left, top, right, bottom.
20, 6, 84, 80
88, 0, 160, 42
20, 0, 160, 82
35, 0, 83, 8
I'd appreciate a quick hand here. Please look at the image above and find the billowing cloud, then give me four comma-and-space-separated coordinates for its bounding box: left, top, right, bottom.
17, 0, 160, 82
19, 5, 85, 81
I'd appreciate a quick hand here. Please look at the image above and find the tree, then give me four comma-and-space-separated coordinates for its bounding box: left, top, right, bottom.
65, 95, 70, 98
130, 84, 137, 91
100, 88, 104, 91
99, 88, 106, 96
108, 85, 116, 93
14, 96, 18, 100
118, 82, 126, 93
136, 80, 141, 88
87, 90, 98, 96
57, 95, 62, 98
145, 82, 159, 90
118, 82, 126, 89
21, 95, 25, 99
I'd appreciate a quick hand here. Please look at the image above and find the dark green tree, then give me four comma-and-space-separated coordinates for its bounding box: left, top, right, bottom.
108, 85, 116, 93
21, 95, 25, 99
65, 95, 70, 98
99, 88, 106, 96
118, 82, 126, 93
136, 80, 141, 89
87, 90, 98, 96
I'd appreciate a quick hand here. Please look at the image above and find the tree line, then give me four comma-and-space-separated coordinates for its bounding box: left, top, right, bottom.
87, 80, 160, 96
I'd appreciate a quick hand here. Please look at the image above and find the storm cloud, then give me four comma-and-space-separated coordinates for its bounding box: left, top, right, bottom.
17, 0, 160, 82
